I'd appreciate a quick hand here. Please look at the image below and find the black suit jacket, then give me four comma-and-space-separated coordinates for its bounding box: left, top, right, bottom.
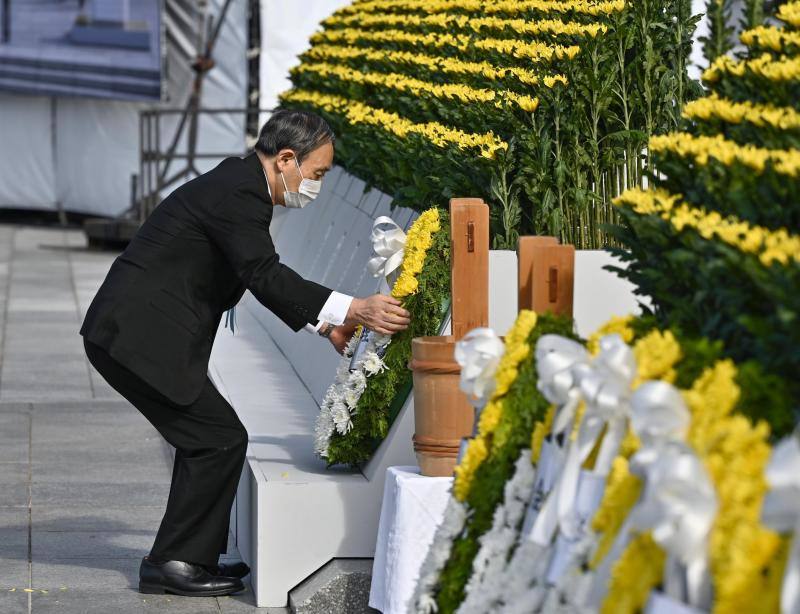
79, 151, 333, 405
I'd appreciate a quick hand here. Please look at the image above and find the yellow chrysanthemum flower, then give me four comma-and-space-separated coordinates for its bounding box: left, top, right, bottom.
591, 456, 643, 566
530, 404, 556, 463
452, 310, 538, 501
614, 188, 800, 267
391, 209, 441, 299
587, 314, 635, 355
338, 0, 626, 18
279, 89, 508, 159
682, 361, 782, 614
633, 329, 682, 385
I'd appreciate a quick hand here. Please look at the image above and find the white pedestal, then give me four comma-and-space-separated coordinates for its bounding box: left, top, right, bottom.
368, 466, 453, 614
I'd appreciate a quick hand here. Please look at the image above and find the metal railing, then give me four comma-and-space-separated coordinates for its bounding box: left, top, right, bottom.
137, 106, 274, 220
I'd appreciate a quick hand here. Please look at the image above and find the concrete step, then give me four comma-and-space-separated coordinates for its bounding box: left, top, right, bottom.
288, 558, 378, 614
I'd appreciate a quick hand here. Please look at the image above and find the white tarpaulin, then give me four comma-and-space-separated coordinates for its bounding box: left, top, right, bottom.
0, 93, 57, 210
0, 0, 247, 217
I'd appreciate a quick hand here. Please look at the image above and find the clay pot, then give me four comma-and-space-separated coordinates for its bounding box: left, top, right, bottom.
408, 335, 475, 477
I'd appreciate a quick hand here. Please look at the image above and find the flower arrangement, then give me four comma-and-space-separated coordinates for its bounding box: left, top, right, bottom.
585, 317, 787, 614
607, 1, 800, 426
452, 310, 540, 501
314, 329, 391, 458
409, 310, 578, 613
315, 208, 451, 467
408, 5, 800, 613
590, 10, 800, 607
278, 0, 698, 249
410, 312, 794, 614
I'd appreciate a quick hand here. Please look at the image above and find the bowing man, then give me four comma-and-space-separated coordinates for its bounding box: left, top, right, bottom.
79, 109, 410, 597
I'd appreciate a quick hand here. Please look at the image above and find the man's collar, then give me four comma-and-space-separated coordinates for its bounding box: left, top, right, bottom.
243, 151, 273, 204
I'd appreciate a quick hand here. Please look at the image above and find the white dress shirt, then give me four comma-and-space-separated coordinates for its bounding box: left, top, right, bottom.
303, 291, 354, 334
261, 163, 354, 334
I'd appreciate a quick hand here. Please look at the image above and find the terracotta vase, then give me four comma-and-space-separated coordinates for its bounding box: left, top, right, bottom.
408, 335, 476, 477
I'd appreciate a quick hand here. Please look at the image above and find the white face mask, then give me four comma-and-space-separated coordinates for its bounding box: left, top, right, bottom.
280, 156, 321, 208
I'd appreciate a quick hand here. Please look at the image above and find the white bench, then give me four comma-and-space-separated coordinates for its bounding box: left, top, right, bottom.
207, 165, 644, 607
208, 167, 418, 608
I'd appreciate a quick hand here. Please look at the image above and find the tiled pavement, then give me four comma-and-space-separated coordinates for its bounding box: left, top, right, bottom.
0, 224, 271, 613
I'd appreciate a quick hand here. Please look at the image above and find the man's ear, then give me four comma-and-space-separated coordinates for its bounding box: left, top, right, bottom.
275, 149, 296, 173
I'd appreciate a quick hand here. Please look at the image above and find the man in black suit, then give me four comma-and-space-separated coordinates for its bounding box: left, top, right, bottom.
79, 109, 410, 597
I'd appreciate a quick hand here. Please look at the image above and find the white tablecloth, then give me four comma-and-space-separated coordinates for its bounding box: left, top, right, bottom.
369, 466, 453, 614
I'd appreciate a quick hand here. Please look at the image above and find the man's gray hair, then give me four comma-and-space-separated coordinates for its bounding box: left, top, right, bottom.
255, 109, 335, 163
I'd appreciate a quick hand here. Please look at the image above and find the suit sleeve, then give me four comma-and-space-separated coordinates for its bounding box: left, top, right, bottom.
202, 179, 334, 332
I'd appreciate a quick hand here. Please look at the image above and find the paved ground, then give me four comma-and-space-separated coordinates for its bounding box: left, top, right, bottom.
0, 223, 269, 613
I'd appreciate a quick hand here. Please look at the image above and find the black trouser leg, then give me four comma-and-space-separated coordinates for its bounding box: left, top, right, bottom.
83, 337, 248, 568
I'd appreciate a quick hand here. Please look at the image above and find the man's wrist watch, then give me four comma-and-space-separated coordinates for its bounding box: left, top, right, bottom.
319, 322, 336, 338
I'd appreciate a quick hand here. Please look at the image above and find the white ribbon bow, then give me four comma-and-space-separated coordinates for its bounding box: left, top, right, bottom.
629, 380, 691, 468
588, 385, 715, 611
634, 442, 717, 610
761, 430, 800, 614
367, 216, 406, 294
536, 334, 591, 436
530, 333, 636, 544
454, 327, 505, 408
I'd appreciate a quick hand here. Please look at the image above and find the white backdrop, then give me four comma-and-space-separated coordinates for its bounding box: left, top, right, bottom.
0, 93, 58, 210
0, 0, 248, 217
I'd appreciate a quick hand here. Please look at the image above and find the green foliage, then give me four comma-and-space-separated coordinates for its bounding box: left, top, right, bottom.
701, 0, 736, 63
607, 7, 800, 431
489, 139, 522, 250
651, 152, 800, 228
279, 1, 699, 249
702, 0, 789, 66
433, 312, 578, 613
606, 213, 800, 423
323, 209, 452, 467
742, 0, 766, 31
709, 66, 800, 108
627, 318, 798, 437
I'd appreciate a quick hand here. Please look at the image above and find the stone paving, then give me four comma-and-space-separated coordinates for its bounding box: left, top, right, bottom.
0, 223, 274, 613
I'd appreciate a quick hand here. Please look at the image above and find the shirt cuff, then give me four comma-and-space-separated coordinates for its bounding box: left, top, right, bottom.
302, 322, 320, 334
316, 290, 354, 326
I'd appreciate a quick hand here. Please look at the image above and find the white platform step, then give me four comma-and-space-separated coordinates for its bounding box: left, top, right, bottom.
208, 295, 426, 607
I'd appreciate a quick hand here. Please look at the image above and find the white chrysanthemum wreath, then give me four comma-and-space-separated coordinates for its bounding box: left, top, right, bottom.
313, 209, 443, 461
313, 328, 392, 459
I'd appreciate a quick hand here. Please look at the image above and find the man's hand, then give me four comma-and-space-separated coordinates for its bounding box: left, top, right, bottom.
344, 294, 411, 335
327, 322, 358, 355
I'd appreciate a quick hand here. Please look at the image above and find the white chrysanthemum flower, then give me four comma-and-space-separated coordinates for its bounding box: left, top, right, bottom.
362, 351, 387, 376
322, 383, 340, 405
416, 594, 439, 614
410, 496, 469, 613
349, 370, 367, 393
457, 450, 538, 614
343, 387, 362, 409
344, 331, 362, 357
327, 386, 345, 403
331, 400, 353, 434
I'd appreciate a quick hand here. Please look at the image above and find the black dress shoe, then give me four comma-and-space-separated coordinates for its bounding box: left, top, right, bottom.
139, 555, 245, 597
204, 561, 251, 578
